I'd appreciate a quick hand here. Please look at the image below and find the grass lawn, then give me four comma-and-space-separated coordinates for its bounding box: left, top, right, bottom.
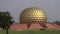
0, 29, 60, 34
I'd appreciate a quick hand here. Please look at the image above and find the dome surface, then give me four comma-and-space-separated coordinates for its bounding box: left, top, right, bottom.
20, 7, 47, 24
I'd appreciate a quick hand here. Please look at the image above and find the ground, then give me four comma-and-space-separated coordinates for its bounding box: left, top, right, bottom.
0, 29, 60, 34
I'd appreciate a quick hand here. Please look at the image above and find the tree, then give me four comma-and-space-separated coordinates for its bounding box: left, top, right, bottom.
53, 20, 60, 26
0, 11, 14, 34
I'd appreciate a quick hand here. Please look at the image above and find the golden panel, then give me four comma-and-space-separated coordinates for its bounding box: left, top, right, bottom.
20, 7, 47, 24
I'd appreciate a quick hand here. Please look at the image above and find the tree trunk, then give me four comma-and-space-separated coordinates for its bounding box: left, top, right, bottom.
6, 27, 8, 34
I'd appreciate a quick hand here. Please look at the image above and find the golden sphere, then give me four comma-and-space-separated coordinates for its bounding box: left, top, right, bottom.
20, 7, 47, 24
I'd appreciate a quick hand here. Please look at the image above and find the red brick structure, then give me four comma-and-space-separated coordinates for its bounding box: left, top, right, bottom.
29, 23, 43, 29
10, 23, 60, 31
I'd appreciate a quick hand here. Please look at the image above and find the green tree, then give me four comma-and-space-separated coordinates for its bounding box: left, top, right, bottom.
0, 11, 14, 34
53, 20, 60, 26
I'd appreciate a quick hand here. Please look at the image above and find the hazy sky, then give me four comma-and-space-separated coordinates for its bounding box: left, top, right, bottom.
0, 0, 60, 23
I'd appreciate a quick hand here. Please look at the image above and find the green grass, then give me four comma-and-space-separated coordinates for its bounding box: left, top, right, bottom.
0, 29, 60, 34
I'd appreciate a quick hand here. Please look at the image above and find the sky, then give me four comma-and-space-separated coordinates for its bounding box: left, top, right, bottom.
0, 0, 60, 23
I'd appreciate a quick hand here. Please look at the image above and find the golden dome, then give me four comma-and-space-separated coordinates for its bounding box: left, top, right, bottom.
20, 7, 47, 24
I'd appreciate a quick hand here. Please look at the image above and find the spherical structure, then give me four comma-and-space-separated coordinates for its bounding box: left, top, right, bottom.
20, 7, 47, 24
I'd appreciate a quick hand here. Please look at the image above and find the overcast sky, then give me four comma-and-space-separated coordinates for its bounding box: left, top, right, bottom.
0, 0, 60, 23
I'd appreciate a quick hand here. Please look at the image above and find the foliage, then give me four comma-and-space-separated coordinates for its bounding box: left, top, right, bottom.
0, 11, 14, 34
53, 21, 60, 26
0, 11, 14, 29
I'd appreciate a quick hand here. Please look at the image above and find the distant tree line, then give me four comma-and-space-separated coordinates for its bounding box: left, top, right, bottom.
53, 20, 60, 26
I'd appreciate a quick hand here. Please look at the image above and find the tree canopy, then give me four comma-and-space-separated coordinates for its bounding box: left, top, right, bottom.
0, 11, 14, 29
0, 11, 14, 34
53, 20, 60, 26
